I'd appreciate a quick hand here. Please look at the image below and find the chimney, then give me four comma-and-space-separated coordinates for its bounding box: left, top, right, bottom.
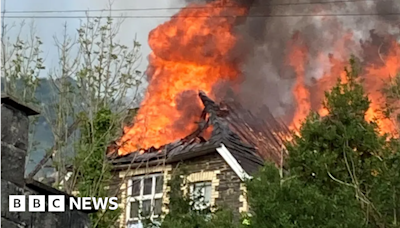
1, 93, 40, 187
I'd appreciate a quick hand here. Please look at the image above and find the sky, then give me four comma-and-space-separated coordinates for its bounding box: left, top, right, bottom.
2, 0, 185, 74
2, 0, 186, 177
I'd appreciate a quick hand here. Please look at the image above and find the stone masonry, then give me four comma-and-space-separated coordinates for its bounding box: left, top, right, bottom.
175, 153, 244, 216
113, 152, 246, 227
1, 94, 92, 228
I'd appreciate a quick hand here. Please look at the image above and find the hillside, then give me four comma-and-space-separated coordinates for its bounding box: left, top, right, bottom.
1, 77, 76, 177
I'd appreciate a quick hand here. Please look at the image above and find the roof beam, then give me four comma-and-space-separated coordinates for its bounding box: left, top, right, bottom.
216, 143, 252, 181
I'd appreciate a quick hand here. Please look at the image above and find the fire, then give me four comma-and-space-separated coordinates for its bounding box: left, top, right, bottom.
116, 1, 400, 156
117, 0, 247, 155
288, 34, 400, 136
287, 33, 310, 131
316, 33, 354, 117
286, 32, 356, 132
363, 39, 400, 135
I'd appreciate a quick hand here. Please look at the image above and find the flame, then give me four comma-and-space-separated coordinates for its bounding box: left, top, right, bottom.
117, 0, 247, 155
288, 34, 400, 136
316, 33, 354, 117
363, 40, 400, 135
287, 33, 310, 131
287, 32, 355, 131
116, 2, 400, 156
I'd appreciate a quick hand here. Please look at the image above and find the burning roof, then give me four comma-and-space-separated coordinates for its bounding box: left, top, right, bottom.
112, 0, 399, 163
109, 91, 290, 172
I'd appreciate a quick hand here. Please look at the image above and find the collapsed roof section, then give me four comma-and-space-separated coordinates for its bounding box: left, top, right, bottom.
108, 91, 291, 175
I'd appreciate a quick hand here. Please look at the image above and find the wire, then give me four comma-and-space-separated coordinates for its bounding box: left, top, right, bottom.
3, 13, 400, 19
0, 0, 388, 14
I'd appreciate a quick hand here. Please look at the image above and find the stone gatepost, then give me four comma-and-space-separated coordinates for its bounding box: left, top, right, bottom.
1, 93, 40, 227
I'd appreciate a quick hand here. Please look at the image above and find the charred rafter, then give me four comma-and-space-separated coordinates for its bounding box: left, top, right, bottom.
199, 91, 230, 117
183, 91, 230, 143
110, 91, 291, 170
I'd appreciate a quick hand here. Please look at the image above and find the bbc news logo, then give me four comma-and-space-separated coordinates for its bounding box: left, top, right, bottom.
9, 195, 119, 212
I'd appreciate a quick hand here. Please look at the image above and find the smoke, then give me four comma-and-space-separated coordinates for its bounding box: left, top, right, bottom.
173, 90, 203, 130
180, 0, 400, 122
375, 0, 400, 23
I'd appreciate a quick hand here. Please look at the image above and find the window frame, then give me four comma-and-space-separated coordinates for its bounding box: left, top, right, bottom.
126, 173, 164, 225
189, 181, 212, 210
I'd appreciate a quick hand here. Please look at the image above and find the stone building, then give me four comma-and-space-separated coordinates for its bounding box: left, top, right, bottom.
1, 94, 94, 228
108, 92, 289, 228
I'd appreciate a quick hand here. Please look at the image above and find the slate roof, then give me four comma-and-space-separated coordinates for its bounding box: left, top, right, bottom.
109, 92, 290, 175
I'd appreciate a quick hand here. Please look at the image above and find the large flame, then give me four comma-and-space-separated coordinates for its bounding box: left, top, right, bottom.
286, 33, 310, 131
363, 39, 400, 135
288, 34, 400, 136
117, 0, 247, 155
117, 1, 400, 156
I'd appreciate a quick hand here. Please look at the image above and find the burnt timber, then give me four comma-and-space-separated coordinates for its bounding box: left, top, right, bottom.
109, 91, 291, 173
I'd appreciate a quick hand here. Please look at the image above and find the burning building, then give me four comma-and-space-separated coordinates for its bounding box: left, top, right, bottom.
114, 0, 399, 156
107, 0, 400, 227
108, 91, 289, 227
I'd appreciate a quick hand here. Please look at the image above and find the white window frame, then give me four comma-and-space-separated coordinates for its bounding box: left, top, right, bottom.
189, 181, 212, 210
126, 173, 164, 226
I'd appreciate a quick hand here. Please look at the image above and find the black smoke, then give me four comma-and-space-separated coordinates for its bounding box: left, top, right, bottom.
181, 0, 400, 122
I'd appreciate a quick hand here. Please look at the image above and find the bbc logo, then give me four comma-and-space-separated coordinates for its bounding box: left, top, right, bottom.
9, 195, 65, 212
10, 195, 119, 212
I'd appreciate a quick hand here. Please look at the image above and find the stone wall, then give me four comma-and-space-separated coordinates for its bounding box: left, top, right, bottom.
174, 153, 244, 216
1, 94, 92, 228
113, 152, 247, 226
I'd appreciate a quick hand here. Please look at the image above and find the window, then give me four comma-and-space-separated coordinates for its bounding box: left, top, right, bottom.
127, 173, 164, 227
190, 181, 212, 210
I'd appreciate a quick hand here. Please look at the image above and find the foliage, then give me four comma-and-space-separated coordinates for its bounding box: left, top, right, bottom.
383, 73, 400, 122
74, 107, 121, 228
47, 15, 143, 185
1, 21, 45, 169
246, 58, 400, 228
2, 11, 143, 228
73, 16, 143, 111
66, 16, 143, 227
246, 163, 365, 228
1, 21, 45, 104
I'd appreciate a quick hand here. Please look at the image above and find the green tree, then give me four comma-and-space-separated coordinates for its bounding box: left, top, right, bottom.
1, 21, 45, 169
74, 107, 121, 228
3, 9, 144, 228
65, 14, 142, 228
246, 58, 400, 228
1, 21, 45, 103
383, 73, 400, 129
40, 15, 143, 189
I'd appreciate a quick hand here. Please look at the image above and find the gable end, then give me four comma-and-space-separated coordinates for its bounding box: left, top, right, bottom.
216, 143, 252, 181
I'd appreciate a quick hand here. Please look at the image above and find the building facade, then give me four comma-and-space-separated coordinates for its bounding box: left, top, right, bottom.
110, 144, 261, 228
108, 92, 289, 228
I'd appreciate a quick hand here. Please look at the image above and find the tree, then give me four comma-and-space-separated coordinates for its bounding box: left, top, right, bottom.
246, 58, 400, 228
1, 20, 46, 172
1, 21, 45, 103
245, 163, 365, 228
74, 107, 121, 228
383, 73, 400, 130
56, 15, 143, 228
3, 8, 144, 228
36, 14, 143, 187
